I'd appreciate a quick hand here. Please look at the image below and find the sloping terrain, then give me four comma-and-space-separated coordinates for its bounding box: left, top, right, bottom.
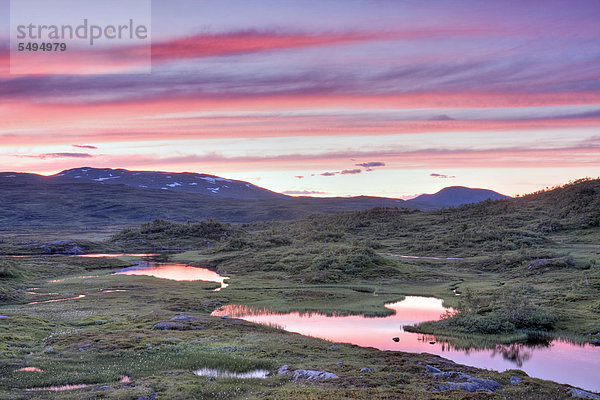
54, 167, 284, 200
407, 186, 509, 207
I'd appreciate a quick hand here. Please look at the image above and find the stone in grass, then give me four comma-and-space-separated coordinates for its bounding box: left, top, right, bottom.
568, 388, 600, 400
427, 365, 501, 393
510, 376, 522, 385
152, 322, 185, 330
360, 367, 372, 373
277, 365, 290, 375
292, 369, 338, 381
170, 315, 194, 321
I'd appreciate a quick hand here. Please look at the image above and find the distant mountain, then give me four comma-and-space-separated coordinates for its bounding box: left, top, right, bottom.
53, 167, 284, 200
407, 186, 510, 207
0, 168, 512, 227
0, 171, 417, 226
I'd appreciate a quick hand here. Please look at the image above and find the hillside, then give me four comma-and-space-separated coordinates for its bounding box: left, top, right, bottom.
407, 186, 509, 207
0, 175, 420, 227
54, 167, 284, 200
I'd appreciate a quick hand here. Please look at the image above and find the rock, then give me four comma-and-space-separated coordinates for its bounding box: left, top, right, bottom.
426, 365, 442, 374
527, 258, 552, 270
152, 322, 185, 330
336, 362, 343, 366
510, 376, 522, 385
292, 369, 338, 381
592, 338, 600, 346
568, 388, 600, 399
439, 377, 501, 393
64, 246, 83, 255
360, 367, 372, 373
328, 345, 339, 351
429, 366, 501, 393
392, 337, 400, 342
137, 393, 157, 400
170, 315, 193, 321
277, 365, 290, 375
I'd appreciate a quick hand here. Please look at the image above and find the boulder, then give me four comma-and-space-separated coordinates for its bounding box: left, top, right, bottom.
277, 365, 290, 375
567, 388, 600, 399
170, 315, 194, 321
152, 322, 185, 330
426, 365, 442, 374
360, 367, 372, 373
292, 369, 338, 381
427, 365, 501, 393
510, 376, 522, 385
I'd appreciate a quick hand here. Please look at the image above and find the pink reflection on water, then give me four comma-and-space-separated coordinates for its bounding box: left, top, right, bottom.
28, 294, 86, 305
17, 367, 44, 372
213, 296, 448, 349
212, 296, 600, 392
114, 262, 229, 290
26, 384, 88, 392
76, 253, 158, 258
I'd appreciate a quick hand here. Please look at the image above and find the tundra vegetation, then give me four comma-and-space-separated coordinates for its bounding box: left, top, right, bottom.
0, 178, 599, 399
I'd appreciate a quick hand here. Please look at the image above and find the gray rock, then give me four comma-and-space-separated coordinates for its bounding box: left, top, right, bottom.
510, 376, 522, 385
426, 365, 442, 374
328, 345, 339, 351
152, 322, 185, 330
277, 365, 290, 375
292, 369, 338, 381
336, 362, 343, 366
170, 315, 193, 321
568, 388, 600, 399
360, 367, 372, 373
430, 366, 501, 393
439, 377, 501, 393
137, 394, 157, 400
65, 246, 83, 255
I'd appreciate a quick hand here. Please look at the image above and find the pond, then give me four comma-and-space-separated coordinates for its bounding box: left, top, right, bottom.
212, 296, 600, 392
113, 261, 229, 291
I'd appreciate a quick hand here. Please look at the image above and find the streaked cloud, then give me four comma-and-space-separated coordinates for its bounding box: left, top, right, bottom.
282, 190, 328, 195
430, 173, 456, 179
16, 152, 93, 160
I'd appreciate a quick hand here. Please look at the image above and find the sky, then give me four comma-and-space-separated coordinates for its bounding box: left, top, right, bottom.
0, 0, 599, 198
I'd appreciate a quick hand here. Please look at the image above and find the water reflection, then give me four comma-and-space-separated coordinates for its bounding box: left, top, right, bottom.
212, 296, 600, 392
26, 384, 88, 392
114, 262, 229, 291
28, 294, 86, 305
16, 367, 44, 372
194, 368, 269, 379
76, 253, 158, 258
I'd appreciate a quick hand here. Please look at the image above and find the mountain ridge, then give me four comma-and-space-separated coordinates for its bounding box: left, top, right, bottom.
0, 167, 512, 227
407, 186, 510, 207
52, 167, 285, 200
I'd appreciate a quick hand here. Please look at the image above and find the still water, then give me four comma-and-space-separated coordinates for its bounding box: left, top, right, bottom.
113, 261, 229, 291
212, 296, 600, 392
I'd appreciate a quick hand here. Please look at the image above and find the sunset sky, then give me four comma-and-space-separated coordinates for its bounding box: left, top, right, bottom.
1, 0, 599, 198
